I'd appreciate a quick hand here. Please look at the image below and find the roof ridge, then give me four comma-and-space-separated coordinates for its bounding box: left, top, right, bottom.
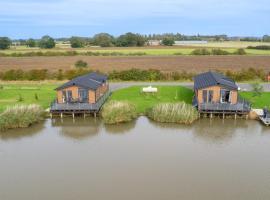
208, 71, 219, 84
89, 78, 102, 84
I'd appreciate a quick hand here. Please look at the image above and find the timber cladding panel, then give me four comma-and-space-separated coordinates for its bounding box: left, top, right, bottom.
88, 90, 96, 104
197, 86, 238, 104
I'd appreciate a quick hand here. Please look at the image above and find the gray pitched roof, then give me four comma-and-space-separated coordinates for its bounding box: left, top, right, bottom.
56, 72, 107, 91
194, 71, 238, 90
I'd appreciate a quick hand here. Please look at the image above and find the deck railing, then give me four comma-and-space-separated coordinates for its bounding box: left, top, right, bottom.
50, 90, 111, 112
199, 97, 251, 113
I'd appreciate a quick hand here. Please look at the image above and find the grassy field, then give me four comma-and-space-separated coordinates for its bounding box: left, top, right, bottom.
109, 86, 194, 114
0, 82, 58, 112
2, 41, 270, 56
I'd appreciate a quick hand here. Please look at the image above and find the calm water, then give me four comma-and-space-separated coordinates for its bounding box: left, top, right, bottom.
1, 117, 270, 200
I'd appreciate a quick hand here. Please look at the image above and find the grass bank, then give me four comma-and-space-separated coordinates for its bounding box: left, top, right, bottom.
0, 104, 45, 131
240, 92, 270, 108
0, 82, 58, 112
110, 86, 194, 114
147, 102, 198, 124
101, 100, 137, 124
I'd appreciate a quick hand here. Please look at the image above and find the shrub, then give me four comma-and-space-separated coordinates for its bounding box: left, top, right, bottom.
234, 48, 246, 55
247, 45, 270, 50
211, 48, 230, 55
147, 102, 198, 124
0, 104, 45, 131
191, 48, 211, 55
101, 101, 137, 124
75, 60, 88, 68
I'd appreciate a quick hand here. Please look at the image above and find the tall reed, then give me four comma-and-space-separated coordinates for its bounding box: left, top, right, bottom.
147, 102, 198, 124
0, 104, 45, 131
101, 100, 137, 124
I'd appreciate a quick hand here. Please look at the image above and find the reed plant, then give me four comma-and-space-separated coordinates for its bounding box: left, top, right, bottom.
0, 104, 45, 131
147, 102, 198, 124
101, 100, 137, 124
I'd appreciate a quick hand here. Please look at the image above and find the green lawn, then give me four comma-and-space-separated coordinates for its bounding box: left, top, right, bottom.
110, 86, 194, 114
240, 92, 270, 109
0, 83, 58, 112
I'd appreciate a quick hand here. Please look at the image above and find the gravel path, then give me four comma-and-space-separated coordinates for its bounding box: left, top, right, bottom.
110, 82, 270, 92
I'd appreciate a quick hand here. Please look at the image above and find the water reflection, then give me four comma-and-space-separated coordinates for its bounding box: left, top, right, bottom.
0, 121, 45, 140
191, 119, 249, 143
51, 117, 102, 140
104, 120, 136, 134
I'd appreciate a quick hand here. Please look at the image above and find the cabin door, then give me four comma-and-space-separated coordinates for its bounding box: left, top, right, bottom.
78, 89, 88, 102
62, 90, 72, 103
220, 89, 231, 103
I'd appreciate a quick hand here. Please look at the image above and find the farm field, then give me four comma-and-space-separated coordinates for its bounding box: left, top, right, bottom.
1, 55, 270, 73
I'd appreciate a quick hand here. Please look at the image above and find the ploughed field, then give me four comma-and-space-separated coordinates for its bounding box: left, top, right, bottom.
1, 55, 270, 72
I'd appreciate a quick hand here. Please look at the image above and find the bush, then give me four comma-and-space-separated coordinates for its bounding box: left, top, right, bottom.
211, 48, 230, 55
147, 102, 198, 124
234, 48, 246, 55
101, 101, 137, 124
191, 48, 211, 55
247, 45, 270, 50
0, 104, 45, 131
75, 60, 88, 68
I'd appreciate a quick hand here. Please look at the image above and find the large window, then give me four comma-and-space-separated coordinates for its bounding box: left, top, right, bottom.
62, 90, 72, 103
220, 89, 231, 103
78, 89, 88, 102
202, 90, 214, 103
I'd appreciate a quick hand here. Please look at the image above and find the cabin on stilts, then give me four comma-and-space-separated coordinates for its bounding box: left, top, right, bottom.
50, 72, 110, 117
193, 71, 251, 118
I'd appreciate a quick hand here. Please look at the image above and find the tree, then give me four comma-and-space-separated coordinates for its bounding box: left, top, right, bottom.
116, 32, 145, 47
93, 33, 114, 47
70, 36, 86, 48
75, 60, 88, 68
161, 37, 175, 46
0, 37, 12, 50
39, 35, 55, 49
262, 35, 270, 42
251, 82, 263, 97
26, 38, 36, 47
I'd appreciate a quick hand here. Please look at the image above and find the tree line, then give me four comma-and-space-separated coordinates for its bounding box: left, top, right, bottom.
1, 33, 270, 50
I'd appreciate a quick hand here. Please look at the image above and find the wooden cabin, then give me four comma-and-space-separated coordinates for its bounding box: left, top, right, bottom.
50, 72, 110, 115
193, 71, 250, 114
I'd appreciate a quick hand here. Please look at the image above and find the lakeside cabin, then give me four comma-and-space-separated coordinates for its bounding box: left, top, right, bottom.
50, 72, 110, 117
193, 71, 251, 117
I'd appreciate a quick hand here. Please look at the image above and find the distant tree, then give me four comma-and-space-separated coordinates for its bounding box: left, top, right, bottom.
251, 82, 264, 97
262, 35, 270, 42
0, 37, 12, 50
39, 35, 55, 49
116, 32, 145, 47
161, 37, 175, 46
26, 38, 36, 47
75, 60, 88, 68
93, 33, 114, 47
70, 36, 86, 48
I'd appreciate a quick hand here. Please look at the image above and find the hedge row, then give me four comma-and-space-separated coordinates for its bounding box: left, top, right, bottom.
0, 68, 267, 82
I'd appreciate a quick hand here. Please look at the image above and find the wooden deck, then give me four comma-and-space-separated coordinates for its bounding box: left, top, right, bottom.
50, 90, 111, 114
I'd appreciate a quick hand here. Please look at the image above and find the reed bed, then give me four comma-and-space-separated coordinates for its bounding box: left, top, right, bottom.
101, 100, 137, 124
147, 102, 198, 124
0, 104, 45, 131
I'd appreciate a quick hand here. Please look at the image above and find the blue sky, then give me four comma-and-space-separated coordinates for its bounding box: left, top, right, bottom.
0, 0, 269, 39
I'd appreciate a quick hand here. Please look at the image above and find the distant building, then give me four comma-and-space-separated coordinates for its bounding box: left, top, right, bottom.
174, 41, 208, 45
147, 40, 161, 46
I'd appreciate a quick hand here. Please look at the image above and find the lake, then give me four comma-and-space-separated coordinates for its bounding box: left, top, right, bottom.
0, 117, 270, 200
